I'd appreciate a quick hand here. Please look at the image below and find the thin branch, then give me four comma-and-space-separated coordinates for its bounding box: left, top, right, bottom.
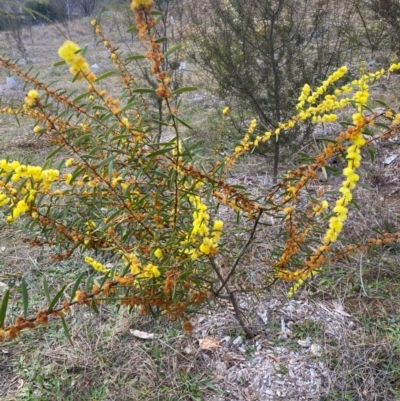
209, 258, 255, 338
216, 208, 264, 294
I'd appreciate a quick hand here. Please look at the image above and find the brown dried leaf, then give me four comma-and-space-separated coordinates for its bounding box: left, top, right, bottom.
199, 336, 221, 350
129, 329, 160, 340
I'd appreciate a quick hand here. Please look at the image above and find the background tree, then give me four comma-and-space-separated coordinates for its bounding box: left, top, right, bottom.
0, 0, 27, 58
48, 0, 75, 22
24, 1, 58, 25
75, 0, 97, 17
367, 0, 400, 57
186, 0, 362, 181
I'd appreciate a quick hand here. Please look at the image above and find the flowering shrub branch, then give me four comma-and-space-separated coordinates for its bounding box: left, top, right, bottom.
0, 0, 400, 342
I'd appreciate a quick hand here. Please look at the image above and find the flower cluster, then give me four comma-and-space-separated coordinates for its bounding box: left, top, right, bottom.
121, 252, 161, 279
183, 194, 223, 259
58, 40, 96, 82
0, 160, 60, 222
0, 160, 59, 187
313, 200, 329, 216
352, 75, 369, 111
85, 256, 110, 274
138, 263, 161, 278
234, 119, 257, 154
389, 62, 400, 72
24, 90, 40, 107
223, 118, 258, 168
323, 126, 365, 244
131, 0, 154, 9
86, 252, 161, 280
222, 107, 230, 115
296, 66, 348, 110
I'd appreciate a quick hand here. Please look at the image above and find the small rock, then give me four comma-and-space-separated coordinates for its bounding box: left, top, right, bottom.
384, 154, 399, 166
310, 344, 322, 356
0, 282, 9, 295
233, 335, 243, 345
297, 337, 312, 347
6, 76, 18, 89
179, 61, 187, 71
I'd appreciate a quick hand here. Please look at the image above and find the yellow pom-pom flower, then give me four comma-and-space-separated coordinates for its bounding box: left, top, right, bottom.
58, 40, 80, 64
58, 40, 96, 82
131, 0, 154, 8
65, 158, 74, 167
139, 264, 160, 278
85, 256, 110, 274
24, 90, 40, 107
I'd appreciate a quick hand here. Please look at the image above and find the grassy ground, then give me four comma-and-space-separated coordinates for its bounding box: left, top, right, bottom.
1, 6, 400, 401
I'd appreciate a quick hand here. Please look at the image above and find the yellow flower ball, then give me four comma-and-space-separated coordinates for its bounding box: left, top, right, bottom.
131, 0, 154, 8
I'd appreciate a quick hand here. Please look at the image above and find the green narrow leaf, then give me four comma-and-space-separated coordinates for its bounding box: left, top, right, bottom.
132, 88, 156, 94
53, 60, 66, 67
154, 15, 162, 25
92, 105, 107, 111
138, 111, 149, 128
91, 299, 100, 314
148, 147, 175, 158
95, 71, 117, 82
48, 285, 67, 313
103, 122, 118, 141
108, 159, 114, 183
350, 199, 360, 210
120, 264, 131, 277
324, 165, 340, 174
99, 271, 111, 289
164, 44, 181, 59
43, 277, 51, 305
150, 119, 171, 127
155, 36, 167, 43
172, 86, 197, 96
61, 316, 73, 346
110, 134, 132, 142
365, 146, 375, 162
357, 182, 372, 190
74, 134, 92, 147
0, 289, 10, 328
375, 122, 391, 129
125, 55, 146, 62
316, 137, 337, 143
174, 115, 193, 130
73, 92, 91, 103
97, 155, 116, 170
68, 165, 84, 185
121, 101, 136, 113
80, 46, 88, 57
21, 278, 29, 319
70, 272, 87, 302
127, 25, 138, 33
86, 275, 94, 295
72, 70, 81, 83
151, 10, 163, 16
374, 99, 388, 108
45, 145, 65, 161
